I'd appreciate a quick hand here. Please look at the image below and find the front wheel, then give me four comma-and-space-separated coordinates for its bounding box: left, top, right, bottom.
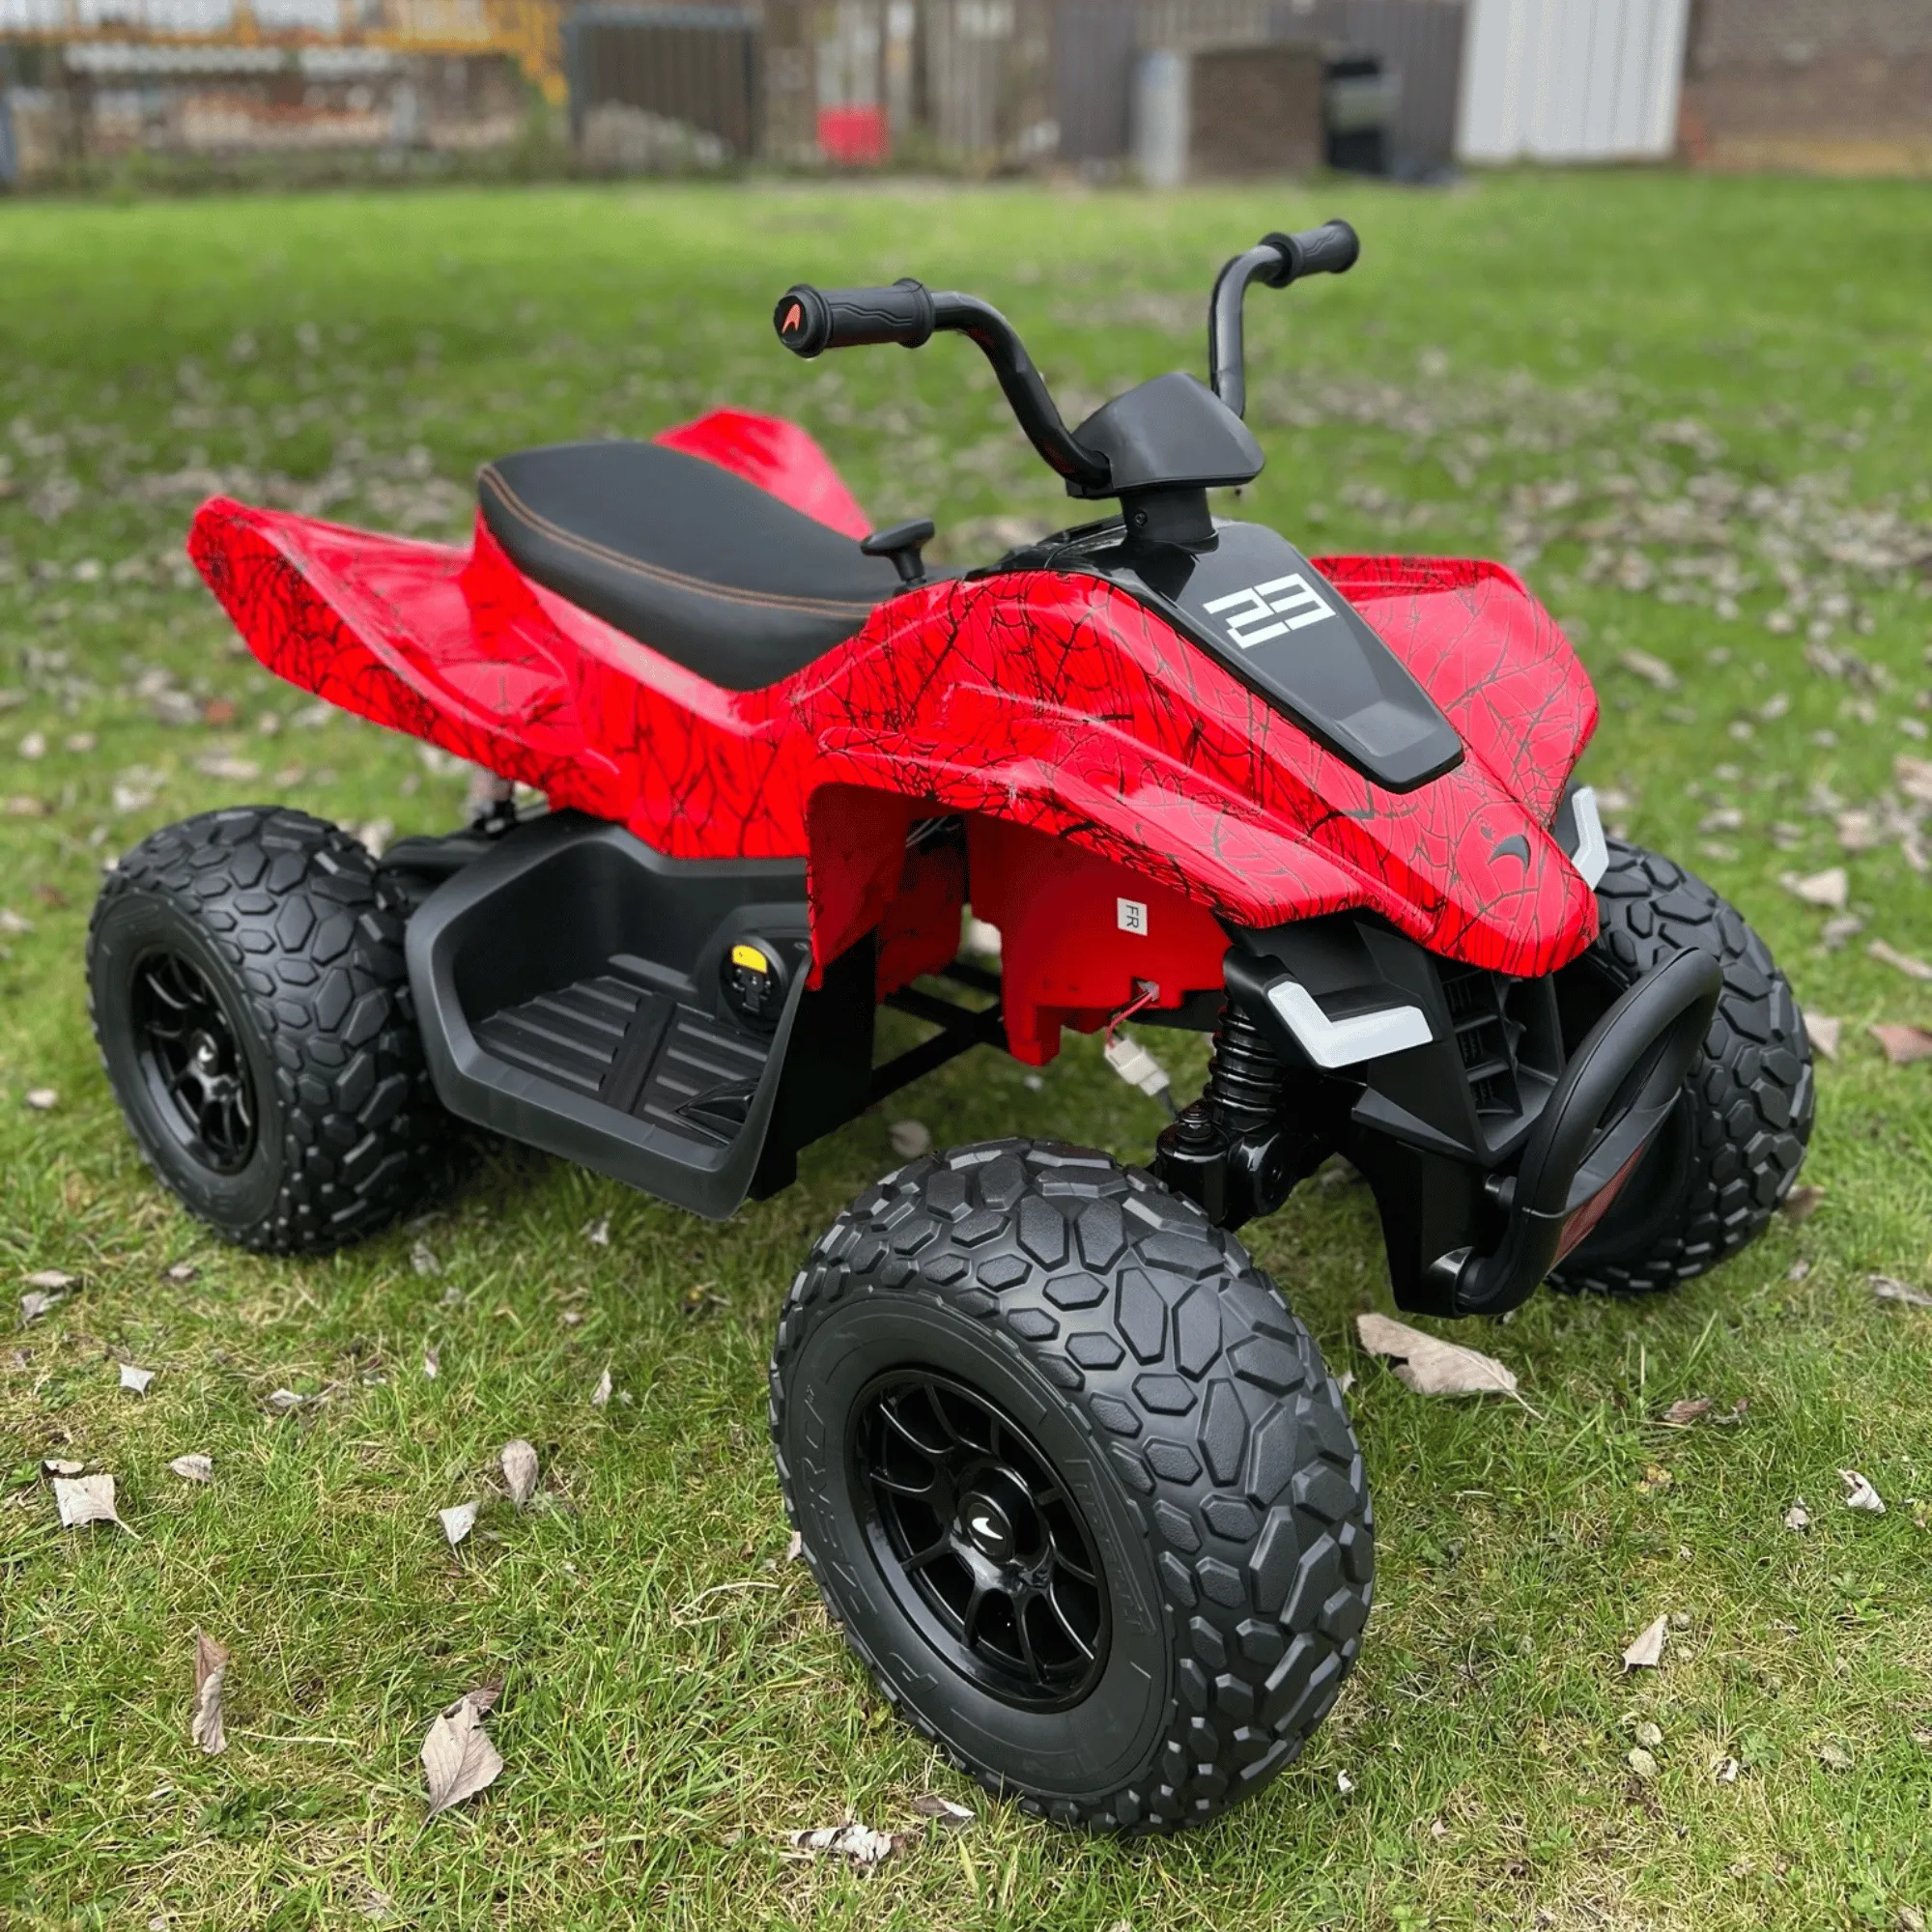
1549, 838, 1814, 1295
770, 1139, 1373, 1833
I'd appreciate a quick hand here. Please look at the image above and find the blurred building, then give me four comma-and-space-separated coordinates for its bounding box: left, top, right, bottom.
1680, 0, 1932, 175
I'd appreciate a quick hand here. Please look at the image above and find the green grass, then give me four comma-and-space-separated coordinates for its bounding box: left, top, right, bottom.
3, 172, 1932, 1931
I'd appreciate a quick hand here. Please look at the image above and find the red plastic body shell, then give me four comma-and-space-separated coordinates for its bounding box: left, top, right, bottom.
187, 410, 1600, 1065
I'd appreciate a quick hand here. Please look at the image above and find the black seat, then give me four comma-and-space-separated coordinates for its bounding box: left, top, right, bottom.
477, 440, 909, 692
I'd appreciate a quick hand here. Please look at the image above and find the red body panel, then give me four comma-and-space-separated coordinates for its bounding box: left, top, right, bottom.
187, 412, 1600, 1061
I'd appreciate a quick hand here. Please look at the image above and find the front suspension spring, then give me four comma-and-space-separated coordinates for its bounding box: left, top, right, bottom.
1203, 1002, 1286, 1134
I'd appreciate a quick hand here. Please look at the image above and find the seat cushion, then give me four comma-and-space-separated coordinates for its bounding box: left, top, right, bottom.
478, 440, 907, 692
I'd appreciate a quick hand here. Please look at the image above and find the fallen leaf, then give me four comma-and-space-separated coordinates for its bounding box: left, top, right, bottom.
1619, 647, 1679, 691
421, 1684, 504, 1817
118, 1362, 155, 1395
1869, 939, 1932, 981
889, 1120, 933, 1158
0, 907, 34, 935
582, 1214, 611, 1247
1627, 1746, 1660, 1779
440, 1501, 478, 1548
1839, 1469, 1886, 1513
422, 1346, 440, 1380
1816, 1741, 1854, 1771
1870, 1022, 1932, 1065
168, 1453, 213, 1484
265, 1388, 304, 1413
1712, 1755, 1740, 1783
785, 1824, 896, 1865
54, 1472, 124, 1529
25, 1088, 59, 1111
411, 1240, 440, 1277
191, 1632, 229, 1755
1779, 1183, 1826, 1223
1634, 1720, 1663, 1748
1781, 867, 1848, 910
21, 1267, 75, 1291
161, 1261, 198, 1284
43, 1457, 85, 1477
20, 1291, 59, 1324
1661, 1397, 1714, 1426
1335, 1769, 1355, 1794
1787, 1257, 1812, 1282
192, 753, 261, 782
910, 1793, 974, 1826
1356, 1312, 1518, 1397
499, 1438, 538, 1506
1821, 913, 1864, 950
1804, 1012, 1842, 1059
1623, 1614, 1668, 1671
1895, 753, 1932, 804
785, 1529, 804, 1562
1871, 1274, 1932, 1309
1784, 1497, 1812, 1532
590, 1366, 611, 1407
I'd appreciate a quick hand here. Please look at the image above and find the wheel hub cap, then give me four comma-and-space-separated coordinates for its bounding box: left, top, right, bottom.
851, 1372, 1110, 1709
130, 951, 259, 1175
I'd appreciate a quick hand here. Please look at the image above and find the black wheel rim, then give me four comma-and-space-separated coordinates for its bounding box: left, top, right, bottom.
129, 949, 259, 1175
850, 1372, 1110, 1709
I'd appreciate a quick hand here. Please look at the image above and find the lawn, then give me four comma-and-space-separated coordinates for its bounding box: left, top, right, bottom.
2, 171, 1931, 1931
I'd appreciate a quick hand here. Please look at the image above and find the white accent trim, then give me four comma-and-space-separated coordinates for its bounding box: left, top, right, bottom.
1568, 783, 1609, 890
1265, 978, 1434, 1070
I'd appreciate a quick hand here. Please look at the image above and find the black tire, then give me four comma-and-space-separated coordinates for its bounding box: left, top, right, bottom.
1549, 838, 1813, 1295
88, 806, 443, 1254
770, 1139, 1372, 1833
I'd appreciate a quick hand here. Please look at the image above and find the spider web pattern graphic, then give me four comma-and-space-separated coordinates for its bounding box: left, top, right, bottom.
189, 491, 1599, 981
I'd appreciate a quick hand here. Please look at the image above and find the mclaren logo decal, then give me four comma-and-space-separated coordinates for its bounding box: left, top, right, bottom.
1202, 574, 1337, 649
781, 300, 804, 335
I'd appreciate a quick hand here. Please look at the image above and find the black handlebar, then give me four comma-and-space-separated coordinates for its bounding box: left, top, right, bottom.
774, 277, 935, 355
773, 216, 1360, 494
1208, 218, 1359, 419
776, 277, 1110, 490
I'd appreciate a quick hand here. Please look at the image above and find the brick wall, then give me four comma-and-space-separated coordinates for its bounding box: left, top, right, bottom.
1683, 0, 1932, 173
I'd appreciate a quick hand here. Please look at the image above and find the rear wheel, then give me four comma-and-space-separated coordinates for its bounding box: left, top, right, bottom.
770, 1139, 1373, 1833
89, 807, 444, 1253
1549, 838, 1813, 1295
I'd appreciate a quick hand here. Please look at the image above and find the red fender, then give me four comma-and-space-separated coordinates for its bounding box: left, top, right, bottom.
187, 418, 1598, 1065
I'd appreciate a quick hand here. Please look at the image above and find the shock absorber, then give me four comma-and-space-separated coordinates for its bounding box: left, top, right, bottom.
1151, 998, 1300, 1228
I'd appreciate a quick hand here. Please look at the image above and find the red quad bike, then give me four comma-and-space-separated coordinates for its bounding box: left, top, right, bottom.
90, 221, 1813, 1832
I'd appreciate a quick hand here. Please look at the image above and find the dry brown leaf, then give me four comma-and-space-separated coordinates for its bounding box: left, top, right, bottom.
421, 1684, 504, 1817
421, 1346, 440, 1379
1894, 753, 1932, 805
161, 1261, 199, 1284
1779, 1184, 1826, 1223
191, 1632, 229, 1755
440, 1501, 478, 1548
1816, 1740, 1854, 1771
499, 1438, 538, 1506
785, 1824, 896, 1865
910, 1793, 974, 1827
1781, 867, 1848, 910
1355, 1313, 1518, 1397
1622, 1614, 1668, 1671
1627, 1747, 1660, 1779
1661, 1397, 1714, 1427
590, 1366, 611, 1407
1619, 648, 1678, 691
43, 1457, 85, 1477
1839, 1469, 1886, 1513
118, 1362, 155, 1395
1804, 1012, 1842, 1059
1869, 939, 1932, 981
1783, 1497, 1811, 1532
19, 1291, 59, 1324
1870, 1022, 1932, 1065
265, 1388, 304, 1414
168, 1453, 213, 1484
582, 1214, 611, 1247
1871, 1274, 1932, 1309
21, 1267, 75, 1291
54, 1472, 124, 1530
889, 1120, 933, 1158
24, 1088, 59, 1111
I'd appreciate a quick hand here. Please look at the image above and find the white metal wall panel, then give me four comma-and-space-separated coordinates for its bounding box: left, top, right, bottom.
1457, 0, 1689, 162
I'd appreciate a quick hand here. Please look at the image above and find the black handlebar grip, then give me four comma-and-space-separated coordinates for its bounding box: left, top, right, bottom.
774, 277, 936, 358
1259, 218, 1361, 287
